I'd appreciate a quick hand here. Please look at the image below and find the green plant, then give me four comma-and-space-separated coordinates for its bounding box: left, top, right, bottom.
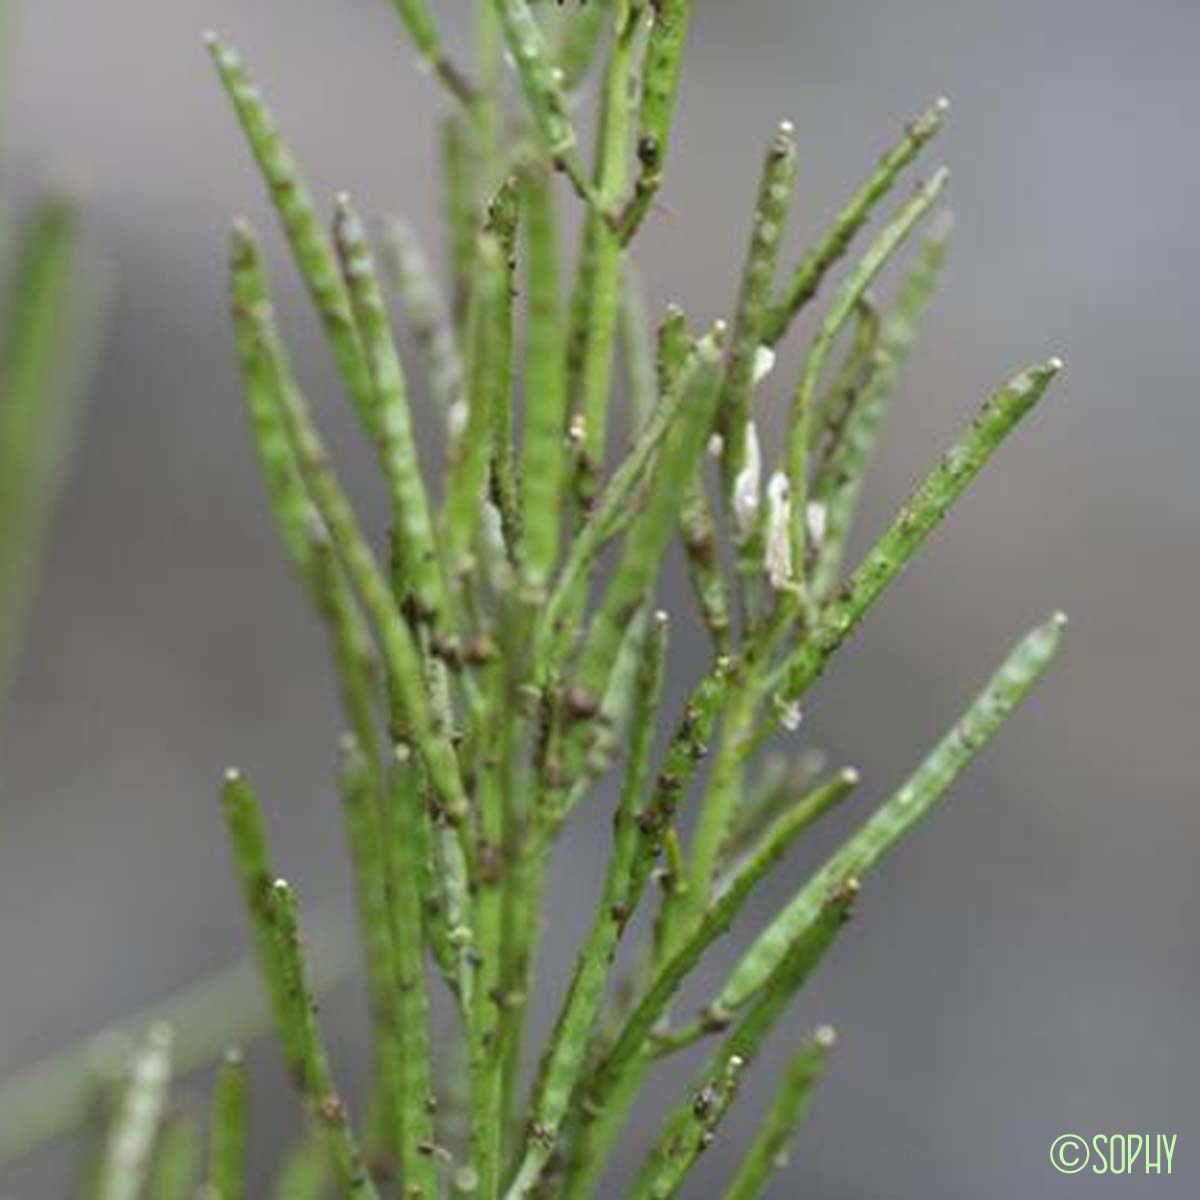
0, 0, 84, 700
2, 2, 1067, 1196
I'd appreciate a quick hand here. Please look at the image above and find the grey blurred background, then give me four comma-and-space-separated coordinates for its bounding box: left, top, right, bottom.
2, 0, 1197, 1196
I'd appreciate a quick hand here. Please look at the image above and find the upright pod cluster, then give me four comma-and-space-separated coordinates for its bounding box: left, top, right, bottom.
20, 2, 1066, 1197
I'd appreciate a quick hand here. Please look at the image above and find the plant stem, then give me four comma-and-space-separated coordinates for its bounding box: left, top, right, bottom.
505, 614, 669, 1198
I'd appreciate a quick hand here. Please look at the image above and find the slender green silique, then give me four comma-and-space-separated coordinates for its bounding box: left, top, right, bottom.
483, 177, 522, 566
812, 215, 952, 599
336, 737, 405, 1169
631, 1021, 837, 1200
632, 655, 735, 944
442, 114, 478, 322
333, 193, 450, 632
228, 220, 321, 591
566, 0, 643, 507
717, 756, 836, 874
518, 162, 569, 591
93, 1025, 173, 1200
220, 770, 306, 1085
468, 689, 508, 1200
444, 230, 506, 577
725, 613, 1065, 1013
382, 216, 467, 455
591, 770, 858, 1116
234, 231, 381, 772
147, 1113, 199, 1200
266, 880, 380, 1200
615, 0, 694, 243
379, 748, 440, 1198
779, 359, 1062, 703
534, 327, 713, 679
570, 329, 722, 702
721, 121, 798, 497
660, 306, 736, 654
786, 167, 949, 579
206, 37, 377, 436
565, 887, 855, 1200
490, 0, 594, 202
207, 1049, 248, 1200
762, 96, 950, 345
229, 247, 473, 846
0, 198, 79, 695
722, 1032, 834, 1200
809, 296, 880, 464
